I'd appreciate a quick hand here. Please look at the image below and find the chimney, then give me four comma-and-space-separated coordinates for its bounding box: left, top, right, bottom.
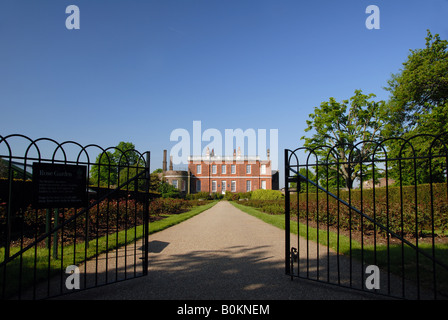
169, 155, 173, 170
163, 150, 167, 171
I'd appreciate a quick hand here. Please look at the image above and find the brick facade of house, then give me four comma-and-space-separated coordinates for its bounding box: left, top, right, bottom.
188, 155, 273, 194
160, 149, 278, 195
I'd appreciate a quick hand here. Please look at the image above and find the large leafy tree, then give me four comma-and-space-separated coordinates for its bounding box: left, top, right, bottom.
383, 30, 448, 137
90, 142, 144, 187
301, 90, 386, 189
382, 30, 448, 185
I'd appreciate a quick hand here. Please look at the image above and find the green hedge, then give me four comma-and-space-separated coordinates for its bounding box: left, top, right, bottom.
250, 189, 284, 200
238, 183, 448, 238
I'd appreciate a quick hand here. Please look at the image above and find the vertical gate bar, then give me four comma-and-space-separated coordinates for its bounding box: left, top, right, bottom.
348, 168, 352, 288
359, 159, 364, 290
399, 155, 405, 298
45, 209, 51, 248
60, 209, 64, 295
316, 162, 319, 281
372, 161, 377, 267
33, 207, 38, 300
385, 159, 391, 296
47, 209, 52, 297
429, 152, 437, 299
326, 162, 330, 283
336, 158, 341, 285
84, 204, 89, 289
133, 179, 138, 277
143, 152, 150, 276
18, 208, 25, 300
296, 168, 300, 277
284, 149, 290, 276
105, 168, 110, 284
95, 170, 100, 286
2, 162, 13, 299
53, 209, 59, 259
305, 163, 309, 278
413, 153, 420, 299
73, 208, 77, 267
115, 182, 119, 282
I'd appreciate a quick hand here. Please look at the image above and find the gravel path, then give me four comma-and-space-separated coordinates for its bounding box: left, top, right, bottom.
58, 200, 386, 300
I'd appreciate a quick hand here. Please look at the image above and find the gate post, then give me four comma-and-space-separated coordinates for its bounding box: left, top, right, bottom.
284, 149, 290, 275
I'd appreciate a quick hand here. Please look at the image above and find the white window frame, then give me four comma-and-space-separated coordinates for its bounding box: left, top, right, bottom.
172, 180, 178, 189
261, 180, 266, 190
197, 164, 201, 174
196, 180, 201, 192
231, 164, 236, 174
222, 164, 226, 174
261, 164, 266, 174
212, 180, 217, 193
212, 165, 217, 174
246, 165, 251, 174
246, 180, 251, 192
231, 181, 236, 192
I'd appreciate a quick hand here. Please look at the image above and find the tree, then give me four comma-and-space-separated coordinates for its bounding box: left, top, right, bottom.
90, 142, 143, 187
90, 151, 116, 187
382, 30, 448, 185
383, 30, 448, 137
158, 181, 181, 198
301, 90, 386, 189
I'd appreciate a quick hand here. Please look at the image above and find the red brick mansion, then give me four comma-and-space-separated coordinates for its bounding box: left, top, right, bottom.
161, 148, 279, 195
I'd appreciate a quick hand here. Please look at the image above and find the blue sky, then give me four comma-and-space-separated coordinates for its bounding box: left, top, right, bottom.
1, 0, 447, 184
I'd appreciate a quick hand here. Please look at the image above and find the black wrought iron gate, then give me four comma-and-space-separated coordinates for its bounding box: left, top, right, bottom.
0, 134, 151, 300
284, 134, 448, 300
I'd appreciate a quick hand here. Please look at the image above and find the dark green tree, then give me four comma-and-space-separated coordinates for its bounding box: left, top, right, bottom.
301, 90, 386, 189
90, 142, 143, 187
383, 30, 448, 138
90, 151, 116, 187
382, 30, 448, 185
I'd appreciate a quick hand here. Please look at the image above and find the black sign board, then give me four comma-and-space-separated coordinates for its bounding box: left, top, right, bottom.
32, 162, 88, 209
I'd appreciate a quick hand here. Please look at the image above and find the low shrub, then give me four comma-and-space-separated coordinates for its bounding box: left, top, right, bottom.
3, 198, 211, 246
250, 189, 284, 200
238, 183, 448, 239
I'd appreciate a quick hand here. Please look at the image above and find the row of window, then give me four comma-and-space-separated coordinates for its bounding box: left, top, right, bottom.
197, 164, 267, 175
196, 180, 267, 192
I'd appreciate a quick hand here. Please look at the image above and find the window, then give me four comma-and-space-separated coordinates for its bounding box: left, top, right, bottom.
246, 180, 251, 192
261, 180, 266, 190
231, 165, 236, 174
212, 165, 217, 174
197, 164, 201, 174
181, 180, 186, 192
246, 165, 251, 174
231, 181, 236, 192
261, 164, 266, 174
212, 180, 217, 193
222, 180, 226, 192
172, 180, 178, 189
221, 164, 226, 174
196, 180, 201, 192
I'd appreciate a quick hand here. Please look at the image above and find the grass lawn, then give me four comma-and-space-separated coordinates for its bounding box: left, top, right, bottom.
0, 200, 218, 299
